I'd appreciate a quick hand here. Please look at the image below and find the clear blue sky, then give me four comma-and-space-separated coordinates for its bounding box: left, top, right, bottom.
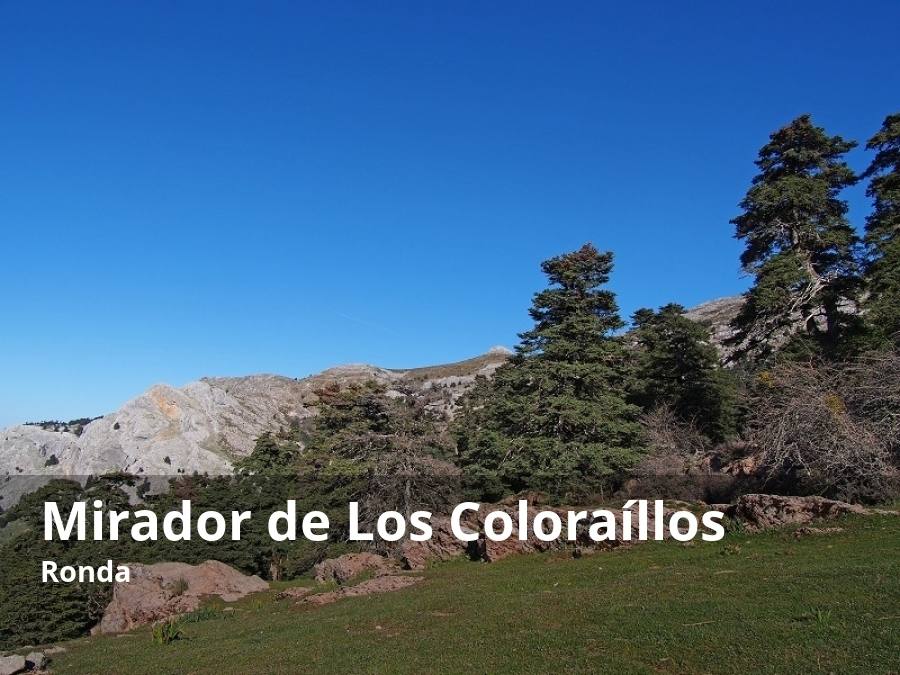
1, 1, 898, 426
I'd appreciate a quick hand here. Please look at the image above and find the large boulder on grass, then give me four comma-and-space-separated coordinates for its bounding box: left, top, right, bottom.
313, 553, 395, 585
97, 560, 267, 634
725, 494, 866, 531
24, 652, 47, 671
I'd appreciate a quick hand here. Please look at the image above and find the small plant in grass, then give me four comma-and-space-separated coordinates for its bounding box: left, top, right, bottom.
812, 608, 833, 626
722, 517, 746, 535
151, 618, 184, 645
720, 544, 742, 556
795, 607, 834, 627
182, 606, 231, 624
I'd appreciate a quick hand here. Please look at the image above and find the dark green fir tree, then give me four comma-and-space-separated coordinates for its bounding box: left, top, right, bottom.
631, 304, 737, 442
457, 244, 642, 499
862, 112, 900, 346
729, 115, 861, 361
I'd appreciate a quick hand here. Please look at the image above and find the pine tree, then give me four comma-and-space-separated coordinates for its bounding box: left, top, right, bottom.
862, 113, 900, 346
729, 115, 860, 361
304, 382, 457, 527
233, 432, 299, 475
457, 244, 642, 499
631, 304, 737, 442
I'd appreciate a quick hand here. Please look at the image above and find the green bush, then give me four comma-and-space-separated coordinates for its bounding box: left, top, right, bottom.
151, 618, 184, 645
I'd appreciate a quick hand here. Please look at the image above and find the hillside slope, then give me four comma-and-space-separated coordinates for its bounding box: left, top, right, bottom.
48, 511, 899, 675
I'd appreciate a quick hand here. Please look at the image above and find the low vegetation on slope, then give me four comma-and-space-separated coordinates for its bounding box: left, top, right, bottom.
48, 512, 899, 675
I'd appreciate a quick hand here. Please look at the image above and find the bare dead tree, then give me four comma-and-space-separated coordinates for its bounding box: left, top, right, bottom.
746, 351, 899, 502
631, 406, 714, 500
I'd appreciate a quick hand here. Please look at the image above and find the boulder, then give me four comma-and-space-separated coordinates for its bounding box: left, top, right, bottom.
0, 655, 25, 675
470, 503, 567, 563
471, 503, 661, 563
97, 560, 268, 634
313, 553, 395, 585
725, 494, 866, 532
24, 652, 47, 670
402, 502, 670, 568
400, 516, 475, 570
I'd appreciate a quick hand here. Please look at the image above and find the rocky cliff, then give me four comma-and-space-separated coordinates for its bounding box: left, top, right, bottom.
683, 295, 743, 358
0, 352, 509, 506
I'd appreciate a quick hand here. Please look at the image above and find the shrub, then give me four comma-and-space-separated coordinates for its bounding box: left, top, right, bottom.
152, 618, 184, 645
169, 577, 189, 597
746, 351, 899, 502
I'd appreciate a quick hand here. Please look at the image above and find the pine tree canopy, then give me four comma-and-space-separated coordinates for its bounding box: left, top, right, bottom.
863, 112, 900, 345
457, 244, 643, 499
729, 114, 861, 361
631, 304, 736, 442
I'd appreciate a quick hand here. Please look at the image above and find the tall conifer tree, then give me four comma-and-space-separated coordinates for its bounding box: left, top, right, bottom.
631, 304, 736, 442
457, 244, 642, 498
862, 113, 900, 345
729, 115, 860, 361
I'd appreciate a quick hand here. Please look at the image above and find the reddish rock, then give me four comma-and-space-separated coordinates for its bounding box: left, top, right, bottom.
97, 560, 268, 634
470, 503, 566, 562
274, 586, 314, 601
400, 516, 475, 570
725, 494, 866, 532
403, 502, 674, 567
313, 552, 395, 585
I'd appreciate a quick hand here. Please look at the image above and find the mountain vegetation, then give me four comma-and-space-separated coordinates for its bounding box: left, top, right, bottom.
456, 244, 642, 499
1, 111, 898, 650
862, 113, 900, 347
728, 115, 862, 361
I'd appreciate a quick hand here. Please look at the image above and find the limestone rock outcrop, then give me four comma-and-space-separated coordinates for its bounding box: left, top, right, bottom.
97, 560, 268, 634
303, 575, 423, 606
0, 352, 509, 505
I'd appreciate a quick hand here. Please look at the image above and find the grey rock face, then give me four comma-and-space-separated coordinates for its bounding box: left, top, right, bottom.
77, 375, 314, 476
0, 353, 509, 506
0, 425, 84, 505
0, 374, 315, 505
684, 295, 744, 359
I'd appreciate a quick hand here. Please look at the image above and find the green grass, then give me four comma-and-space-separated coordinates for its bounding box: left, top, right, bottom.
51, 513, 899, 674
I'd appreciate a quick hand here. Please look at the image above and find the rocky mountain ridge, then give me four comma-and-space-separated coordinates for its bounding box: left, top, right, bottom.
0, 297, 742, 507
0, 352, 510, 506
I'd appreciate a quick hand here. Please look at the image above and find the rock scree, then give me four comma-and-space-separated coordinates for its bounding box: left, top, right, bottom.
313, 552, 396, 584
